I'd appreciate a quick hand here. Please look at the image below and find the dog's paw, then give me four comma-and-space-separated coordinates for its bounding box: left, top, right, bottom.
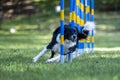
46, 59, 53, 63
46, 58, 60, 63
32, 58, 38, 63
56, 58, 60, 62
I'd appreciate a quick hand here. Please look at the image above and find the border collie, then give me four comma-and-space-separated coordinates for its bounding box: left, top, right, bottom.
33, 22, 95, 63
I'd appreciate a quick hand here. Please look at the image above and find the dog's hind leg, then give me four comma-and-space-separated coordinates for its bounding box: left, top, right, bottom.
49, 51, 55, 59
33, 46, 49, 62
46, 55, 60, 63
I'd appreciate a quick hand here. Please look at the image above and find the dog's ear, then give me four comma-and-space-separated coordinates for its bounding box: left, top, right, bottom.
64, 25, 69, 33
77, 32, 88, 40
82, 30, 89, 36
77, 28, 89, 40
74, 26, 78, 32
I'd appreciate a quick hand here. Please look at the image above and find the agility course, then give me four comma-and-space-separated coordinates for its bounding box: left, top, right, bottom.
60, 0, 95, 63
0, 0, 120, 79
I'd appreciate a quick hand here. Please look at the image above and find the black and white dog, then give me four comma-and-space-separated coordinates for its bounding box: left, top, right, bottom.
33, 22, 95, 63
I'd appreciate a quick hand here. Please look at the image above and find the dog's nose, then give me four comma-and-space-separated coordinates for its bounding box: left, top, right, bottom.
71, 35, 77, 41
73, 35, 77, 39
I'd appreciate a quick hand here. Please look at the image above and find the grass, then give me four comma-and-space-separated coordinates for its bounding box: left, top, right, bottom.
0, 7, 120, 80
0, 30, 120, 80
0, 50, 120, 80
95, 31, 120, 48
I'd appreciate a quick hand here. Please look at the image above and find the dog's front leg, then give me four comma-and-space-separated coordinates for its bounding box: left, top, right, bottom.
33, 46, 49, 62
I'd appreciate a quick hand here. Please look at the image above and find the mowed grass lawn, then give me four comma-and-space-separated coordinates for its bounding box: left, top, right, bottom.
0, 31, 120, 80
0, 12, 120, 80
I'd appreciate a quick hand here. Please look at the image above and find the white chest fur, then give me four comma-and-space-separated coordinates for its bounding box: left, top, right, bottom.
52, 40, 76, 54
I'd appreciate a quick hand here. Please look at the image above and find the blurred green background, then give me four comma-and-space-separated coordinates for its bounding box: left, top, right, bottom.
0, 0, 120, 32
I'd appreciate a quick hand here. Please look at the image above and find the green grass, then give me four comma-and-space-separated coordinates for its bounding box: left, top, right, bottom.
0, 50, 120, 80
95, 31, 120, 48
0, 8, 120, 80
0, 31, 120, 80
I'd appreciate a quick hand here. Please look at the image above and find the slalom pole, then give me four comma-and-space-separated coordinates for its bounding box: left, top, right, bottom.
66, 0, 74, 63
91, 0, 95, 52
85, 0, 91, 53
60, 0, 64, 64
78, 0, 85, 54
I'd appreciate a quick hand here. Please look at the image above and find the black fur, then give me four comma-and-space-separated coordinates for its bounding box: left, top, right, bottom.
46, 25, 89, 59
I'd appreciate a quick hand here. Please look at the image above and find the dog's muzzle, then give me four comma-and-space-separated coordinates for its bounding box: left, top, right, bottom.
70, 34, 77, 42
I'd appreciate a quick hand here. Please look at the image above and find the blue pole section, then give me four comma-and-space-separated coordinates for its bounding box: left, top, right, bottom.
69, 0, 74, 26
60, 0, 64, 64
91, 0, 95, 52
85, 0, 91, 53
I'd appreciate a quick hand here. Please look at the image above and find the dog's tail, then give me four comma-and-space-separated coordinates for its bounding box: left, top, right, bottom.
83, 21, 96, 31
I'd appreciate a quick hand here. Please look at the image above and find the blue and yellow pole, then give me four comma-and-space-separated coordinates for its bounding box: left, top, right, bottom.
76, 0, 80, 29
60, 0, 64, 64
91, 0, 95, 52
66, 0, 74, 63
76, 0, 81, 54
71, 0, 76, 28
85, 0, 91, 53
78, 0, 85, 54
68, 0, 76, 62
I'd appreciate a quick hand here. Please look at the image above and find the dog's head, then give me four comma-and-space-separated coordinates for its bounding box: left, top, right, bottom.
64, 25, 77, 42
78, 21, 95, 39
